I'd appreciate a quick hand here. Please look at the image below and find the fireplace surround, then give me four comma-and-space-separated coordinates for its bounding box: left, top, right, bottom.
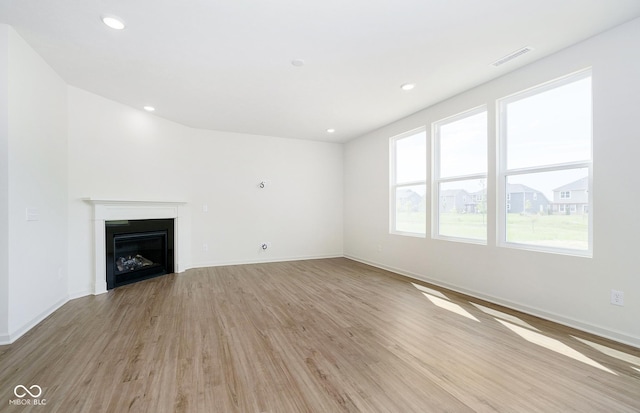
85, 199, 188, 294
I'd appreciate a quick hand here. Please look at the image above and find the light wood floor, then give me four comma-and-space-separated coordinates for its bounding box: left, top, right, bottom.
1, 258, 639, 412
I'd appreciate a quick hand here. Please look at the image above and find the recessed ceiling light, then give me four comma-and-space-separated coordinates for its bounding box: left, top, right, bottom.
327, 128, 336, 133
101, 15, 126, 30
291, 59, 305, 67
143, 106, 155, 112
401, 83, 415, 91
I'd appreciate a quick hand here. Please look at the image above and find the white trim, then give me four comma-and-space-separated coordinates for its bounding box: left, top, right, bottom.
0, 296, 68, 345
390, 230, 426, 239
343, 254, 640, 350
432, 106, 488, 243
5, 254, 638, 350
497, 69, 592, 257
499, 240, 592, 258
84, 199, 189, 295
504, 161, 590, 177
189, 253, 343, 269
434, 234, 487, 246
390, 128, 427, 236
498, 67, 592, 104
68, 289, 93, 300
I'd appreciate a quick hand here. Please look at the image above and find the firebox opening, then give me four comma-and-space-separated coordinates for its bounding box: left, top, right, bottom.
105, 219, 174, 289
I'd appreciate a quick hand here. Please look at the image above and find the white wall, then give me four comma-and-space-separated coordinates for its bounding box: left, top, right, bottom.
5, 17, 638, 349
344, 18, 640, 347
1, 25, 343, 340
67, 87, 344, 296
0, 25, 10, 340
2, 26, 68, 342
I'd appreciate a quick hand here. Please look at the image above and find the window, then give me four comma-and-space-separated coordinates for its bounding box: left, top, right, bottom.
433, 107, 487, 242
390, 128, 427, 236
499, 69, 592, 254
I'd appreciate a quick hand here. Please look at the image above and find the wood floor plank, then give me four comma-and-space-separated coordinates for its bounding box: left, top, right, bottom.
1, 258, 639, 412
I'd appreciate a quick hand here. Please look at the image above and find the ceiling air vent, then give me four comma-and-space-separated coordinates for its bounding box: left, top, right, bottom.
492, 46, 533, 67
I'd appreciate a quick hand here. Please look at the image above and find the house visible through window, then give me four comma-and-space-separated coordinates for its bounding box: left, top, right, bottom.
499, 69, 592, 254
386, 69, 593, 257
433, 107, 487, 242
390, 128, 427, 236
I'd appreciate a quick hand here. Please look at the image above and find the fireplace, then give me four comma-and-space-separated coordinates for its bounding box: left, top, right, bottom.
105, 219, 174, 289
85, 199, 187, 295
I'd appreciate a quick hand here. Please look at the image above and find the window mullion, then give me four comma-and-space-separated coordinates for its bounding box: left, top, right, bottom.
436, 173, 488, 184
505, 161, 591, 176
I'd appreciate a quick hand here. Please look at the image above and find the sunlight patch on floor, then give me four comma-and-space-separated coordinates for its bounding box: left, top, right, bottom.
572, 336, 640, 367
470, 303, 540, 331
422, 293, 479, 322
411, 283, 448, 300
497, 319, 616, 375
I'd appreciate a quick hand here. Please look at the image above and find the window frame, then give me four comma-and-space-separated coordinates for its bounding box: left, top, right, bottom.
432, 105, 488, 244
497, 69, 593, 256
389, 127, 427, 237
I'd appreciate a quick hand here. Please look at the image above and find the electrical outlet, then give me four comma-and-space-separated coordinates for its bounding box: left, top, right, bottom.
203, 243, 208, 252
202, 204, 208, 213
610, 289, 624, 306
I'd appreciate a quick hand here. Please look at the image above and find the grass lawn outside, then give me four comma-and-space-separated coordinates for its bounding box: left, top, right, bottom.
396, 211, 589, 251
439, 212, 487, 240
506, 212, 588, 250
395, 211, 426, 235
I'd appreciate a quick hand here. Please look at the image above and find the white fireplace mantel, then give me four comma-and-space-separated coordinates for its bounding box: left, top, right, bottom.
84, 198, 189, 295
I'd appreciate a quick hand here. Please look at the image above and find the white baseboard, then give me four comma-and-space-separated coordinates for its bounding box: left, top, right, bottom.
0, 296, 68, 345
68, 289, 92, 300
344, 254, 640, 350
14, 254, 635, 350
64, 254, 343, 300
188, 253, 344, 270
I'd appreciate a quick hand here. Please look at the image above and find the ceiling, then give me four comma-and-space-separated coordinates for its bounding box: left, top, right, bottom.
1, 1, 640, 143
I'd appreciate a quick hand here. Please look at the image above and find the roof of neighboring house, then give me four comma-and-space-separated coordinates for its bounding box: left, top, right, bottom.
506, 183, 539, 194
397, 188, 422, 200
553, 176, 588, 192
